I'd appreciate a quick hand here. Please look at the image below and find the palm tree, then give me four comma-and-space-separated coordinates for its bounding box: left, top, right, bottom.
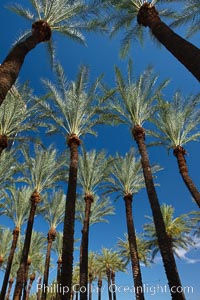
0, 187, 32, 300
150, 92, 200, 208
171, 0, 200, 38
97, 248, 125, 300
0, 84, 42, 154
117, 232, 151, 267
106, 148, 154, 300
40, 64, 109, 300
106, 0, 200, 81
41, 190, 66, 300
5, 253, 20, 300
13, 145, 67, 300
109, 61, 186, 300
0, 0, 100, 105
52, 231, 63, 300
144, 204, 195, 260
76, 148, 114, 300
21, 231, 46, 300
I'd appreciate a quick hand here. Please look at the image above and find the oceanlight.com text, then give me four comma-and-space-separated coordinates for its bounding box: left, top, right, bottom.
37, 283, 194, 296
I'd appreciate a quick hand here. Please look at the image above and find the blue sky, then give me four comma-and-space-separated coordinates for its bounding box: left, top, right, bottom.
0, 1, 200, 299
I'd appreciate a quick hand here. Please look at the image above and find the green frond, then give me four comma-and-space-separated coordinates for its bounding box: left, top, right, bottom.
7, 4, 34, 21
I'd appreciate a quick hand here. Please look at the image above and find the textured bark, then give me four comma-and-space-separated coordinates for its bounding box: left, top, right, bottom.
80, 193, 94, 300
132, 125, 185, 300
0, 20, 51, 106
26, 272, 35, 300
173, 146, 200, 208
61, 134, 81, 300
97, 279, 102, 300
22, 258, 31, 300
137, 3, 200, 81
13, 191, 41, 300
42, 227, 57, 300
0, 134, 8, 155
124, 194, 145, 300
106, 268, 112, 300
0, 227, 20, 300
6, 278, 14, 300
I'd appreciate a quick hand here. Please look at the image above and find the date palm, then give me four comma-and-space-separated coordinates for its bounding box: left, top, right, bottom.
117, 232, 151, 267
0, 187, 32, 300
150, 92, 200, 208
171, 0, 200, 38
109, 61, 185, 300
144, 204, 195, 260
21, 231, 46, 300
107, 0, 200, 81
106, 148, 152, 300
76, 148, 114, 300
5, 253, 20, 300
97, 248, 125, 300
40, 64, 109, 299
13, 145, 67, 300
41, 190, 66, 300
0, 0, 100, 105
0, 84, 42, 155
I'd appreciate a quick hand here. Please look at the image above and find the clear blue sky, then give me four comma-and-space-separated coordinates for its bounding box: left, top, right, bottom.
0, 1, 200, 299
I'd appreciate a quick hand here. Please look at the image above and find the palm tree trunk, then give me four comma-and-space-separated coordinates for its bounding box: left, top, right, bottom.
61, 134, 81, 300
13, 191, 40, 300
132, 125, 185, 300
0, 226, 20, 300
80, 194, 94, 300
124, 194, 145, 300
0, 20, 51, 106
0, 134, 8, 155
137, 3, 200, 81
37, 277, 42, 300
88, 275, 93, 300
106, 268, 112, 300
26, 273, 35, 300
22, 259, 31, 300
6, 278, 14, 300
97, 279, 102, 300
56, 258, 62, 300
173, 146, 200, 208
42, 227, 57, 300
111, 271, 116, 300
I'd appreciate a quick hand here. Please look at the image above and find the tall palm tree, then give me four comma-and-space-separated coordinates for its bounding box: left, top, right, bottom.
5, 253, 20, 300
109, 61, 186, 300
171, 0, 200, 38
106, 0, 200, 81
41, 190, 66, 300
76, 148, 114, 300
0, 0, 100, 105
117, 232, 151, 267
106, 148, 156, 300
13, 145, 67, 300
144, 204, 195, 260
0, 84, 42, 154
40, 64, 109, 300
150, 92, 200, 208
97, 248, 125, 300
0, 187, 32, 300
52, 231, 63, 299
21, 231, 46, 300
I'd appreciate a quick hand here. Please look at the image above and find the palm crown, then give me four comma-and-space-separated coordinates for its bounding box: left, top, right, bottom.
151, 92, 200, 150
7, 0, 103, 64
41, 64, 107, 139
110, 61, 168, 128
21, 144, 67, 193
105, 0, 179, 57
